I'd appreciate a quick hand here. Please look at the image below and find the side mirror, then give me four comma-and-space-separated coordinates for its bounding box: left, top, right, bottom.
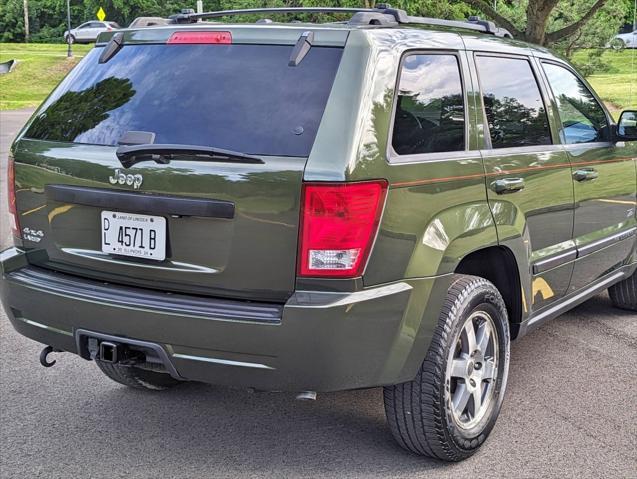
617, 110, 637, 141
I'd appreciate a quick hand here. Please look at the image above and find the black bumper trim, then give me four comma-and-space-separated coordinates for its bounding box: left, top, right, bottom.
7, 266, 282, 323
45, 184, 235, 219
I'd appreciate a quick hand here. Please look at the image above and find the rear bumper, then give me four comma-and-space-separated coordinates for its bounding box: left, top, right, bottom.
0, 247, 449, 392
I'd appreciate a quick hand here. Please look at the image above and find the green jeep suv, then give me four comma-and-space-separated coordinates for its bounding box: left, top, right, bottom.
2, 6, 637, 462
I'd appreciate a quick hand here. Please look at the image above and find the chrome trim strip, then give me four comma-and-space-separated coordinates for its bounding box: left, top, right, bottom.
14, 316, 73, 336
286, 282, 412, 308
60, 248, 219, 274
577, 227, 637, 258
532, 249, 577, 275
172, 353, 274, 370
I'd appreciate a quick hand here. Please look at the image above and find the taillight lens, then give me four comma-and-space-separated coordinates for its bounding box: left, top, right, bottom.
299, 180, 388, 278
8, 155, 20, 238
167, 31, 232, 44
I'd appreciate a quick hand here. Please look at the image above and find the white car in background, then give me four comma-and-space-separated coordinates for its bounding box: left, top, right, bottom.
64, 21, 121, 44
610, 29, 636, 49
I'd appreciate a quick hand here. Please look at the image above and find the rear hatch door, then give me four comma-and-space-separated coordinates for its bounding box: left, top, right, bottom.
12, 27, 346, 301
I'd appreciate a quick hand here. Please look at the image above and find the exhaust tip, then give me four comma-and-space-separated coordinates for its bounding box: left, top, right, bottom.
296, 391, 317, 401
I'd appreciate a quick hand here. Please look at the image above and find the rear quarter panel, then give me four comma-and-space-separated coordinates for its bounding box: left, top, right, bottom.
306, 29, 499, 285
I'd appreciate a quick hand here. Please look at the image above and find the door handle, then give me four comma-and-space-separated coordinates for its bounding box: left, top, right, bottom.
490, 178, 525, 194
573, 168, 598, 182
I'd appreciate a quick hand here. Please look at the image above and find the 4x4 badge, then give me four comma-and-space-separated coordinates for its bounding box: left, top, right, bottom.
109, 168, 143, 189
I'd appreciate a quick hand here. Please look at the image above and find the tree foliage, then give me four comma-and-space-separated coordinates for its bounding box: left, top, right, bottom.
464, 0, 632, 46
0, 0, 631, 50
27, 76, 135, 140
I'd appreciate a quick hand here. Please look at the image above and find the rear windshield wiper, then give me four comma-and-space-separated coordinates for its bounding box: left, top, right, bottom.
115, 144, 264, 168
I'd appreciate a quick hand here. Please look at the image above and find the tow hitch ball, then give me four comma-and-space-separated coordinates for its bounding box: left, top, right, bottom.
39, 345, 62, 367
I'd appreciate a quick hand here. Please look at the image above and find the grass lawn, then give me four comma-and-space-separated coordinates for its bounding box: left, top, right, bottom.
0, 43, 635, 114
0, 43, 91, 110
572, 49, 637, 118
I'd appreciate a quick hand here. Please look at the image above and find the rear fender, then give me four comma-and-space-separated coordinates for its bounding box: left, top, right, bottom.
488, 199, 534, 321
404, 201, 499, 278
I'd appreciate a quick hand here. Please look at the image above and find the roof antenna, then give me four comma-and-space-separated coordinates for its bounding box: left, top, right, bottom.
289, 31, 314, 67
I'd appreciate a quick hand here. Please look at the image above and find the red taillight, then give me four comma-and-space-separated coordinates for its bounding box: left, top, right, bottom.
299, 180, 388, 278
7, 155, 20, 238
167, 31, 232, 44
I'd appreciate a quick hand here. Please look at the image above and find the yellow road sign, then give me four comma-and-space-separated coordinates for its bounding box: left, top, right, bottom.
96, 7, 106, 22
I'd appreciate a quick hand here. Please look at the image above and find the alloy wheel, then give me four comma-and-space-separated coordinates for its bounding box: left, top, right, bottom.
446, 310, 499, 430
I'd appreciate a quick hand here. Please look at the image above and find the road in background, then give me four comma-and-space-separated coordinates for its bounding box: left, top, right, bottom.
0, 109, 636, 478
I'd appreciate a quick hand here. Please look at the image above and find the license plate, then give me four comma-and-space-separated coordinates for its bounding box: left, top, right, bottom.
101, 211, 166, 261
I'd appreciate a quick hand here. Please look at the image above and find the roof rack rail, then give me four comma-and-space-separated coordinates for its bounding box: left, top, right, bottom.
170, 6, 513, 38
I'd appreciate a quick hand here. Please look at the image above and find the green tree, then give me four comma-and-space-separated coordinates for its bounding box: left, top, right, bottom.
27, 77, 135, 141
0, 0, 631, 46
464, 0, 630, 46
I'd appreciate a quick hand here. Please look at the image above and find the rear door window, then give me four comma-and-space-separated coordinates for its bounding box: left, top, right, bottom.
476, 55, 552, 149
25, 43, 343, 157
391, 54, 465, 156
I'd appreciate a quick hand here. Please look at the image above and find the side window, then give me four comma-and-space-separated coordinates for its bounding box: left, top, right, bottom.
542, 62, 610, 144
391, 54, 465, 156
476, 55, 552, 149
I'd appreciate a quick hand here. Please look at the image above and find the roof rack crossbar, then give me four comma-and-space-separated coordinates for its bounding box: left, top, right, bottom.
404, 15, 512, 38
170, 6, 513, 38
173, 7, 379, 23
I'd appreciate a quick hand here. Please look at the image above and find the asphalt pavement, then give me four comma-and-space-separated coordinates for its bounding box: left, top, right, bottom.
0, 109, 636, 478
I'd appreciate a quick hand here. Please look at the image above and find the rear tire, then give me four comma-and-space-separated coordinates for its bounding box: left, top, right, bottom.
608, 272, 637, 311
96, 361, 182, 390
610, 38, 625, 50
383, 275, 510, 461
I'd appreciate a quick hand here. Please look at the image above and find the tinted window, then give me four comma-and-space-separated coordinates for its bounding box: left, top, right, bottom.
25, 44, 343, 157
476, 56, 551, 149
542, 63, 610, 144
392, 54, 465, 155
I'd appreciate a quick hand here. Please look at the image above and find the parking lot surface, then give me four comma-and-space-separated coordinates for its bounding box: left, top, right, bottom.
1, 109, 636, 478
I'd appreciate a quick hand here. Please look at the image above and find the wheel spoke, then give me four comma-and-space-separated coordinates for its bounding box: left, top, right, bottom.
476, 321, 491, 354
482, 358, 496, 380
450, 357, 469, 378
471, 387, 483, 417
453, 383, 471, 415
462, 319, 477, 353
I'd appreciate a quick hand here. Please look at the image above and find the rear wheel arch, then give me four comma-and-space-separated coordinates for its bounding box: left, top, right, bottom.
455, 246, 524, 338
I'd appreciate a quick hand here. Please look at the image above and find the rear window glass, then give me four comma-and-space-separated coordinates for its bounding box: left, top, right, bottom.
25, 43, 343, 157
392, 54, 465, 156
